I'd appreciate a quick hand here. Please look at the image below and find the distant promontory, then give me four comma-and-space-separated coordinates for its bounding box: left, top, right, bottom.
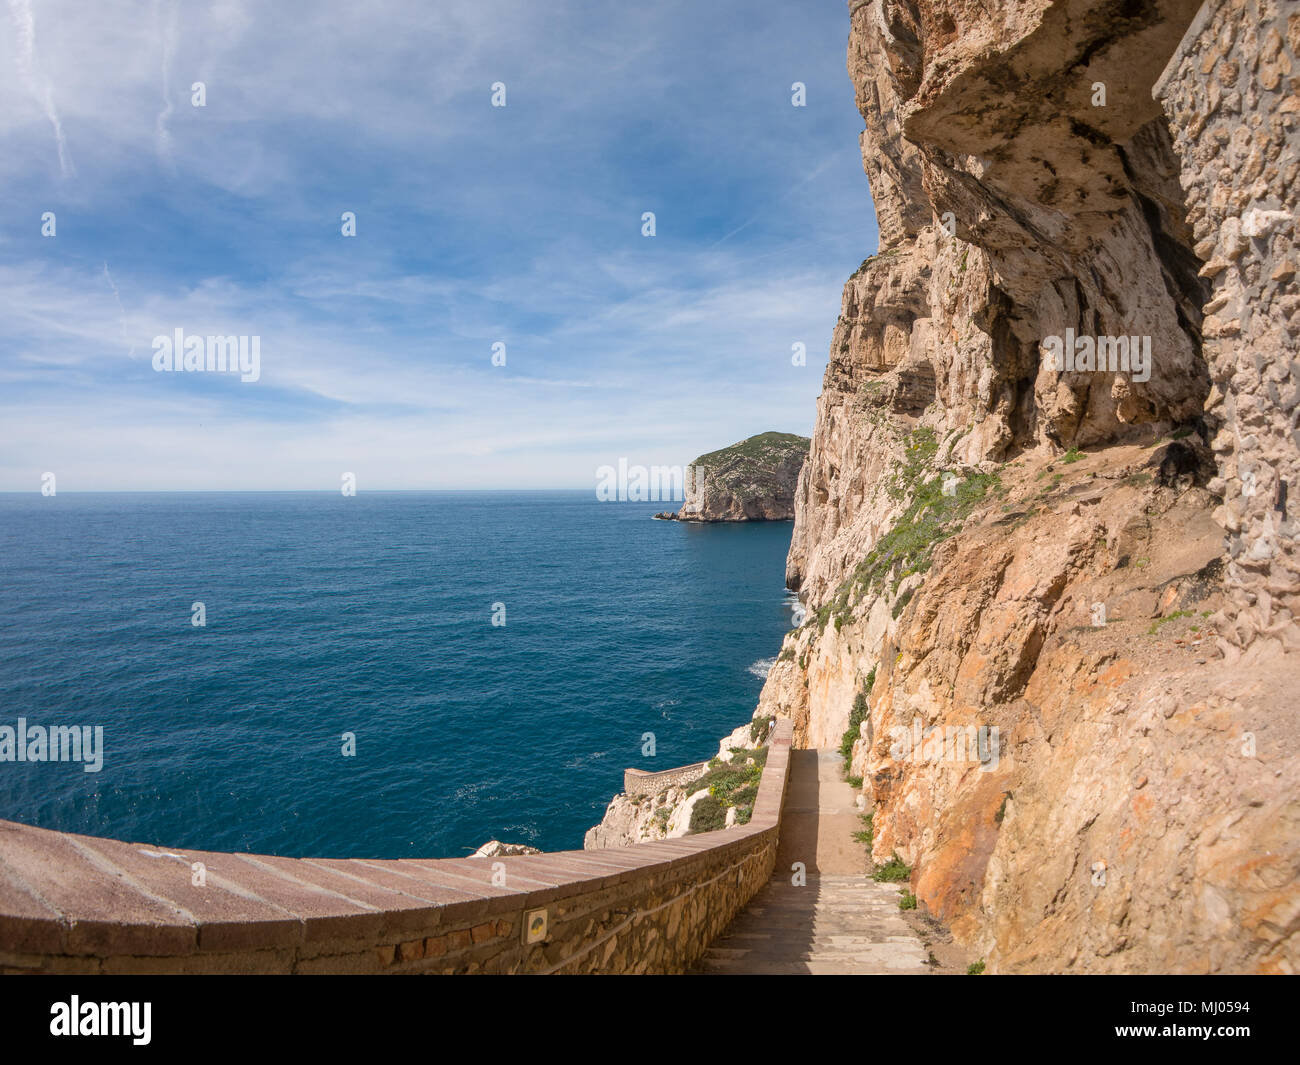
655, 431, 810, 522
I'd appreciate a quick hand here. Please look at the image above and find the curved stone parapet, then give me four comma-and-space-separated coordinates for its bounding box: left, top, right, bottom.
622, 760, 709, 797
0, 721, 792, 974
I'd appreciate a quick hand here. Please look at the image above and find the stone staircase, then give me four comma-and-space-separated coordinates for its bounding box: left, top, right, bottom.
697, 875, 930, 974
696, 748, 932, 974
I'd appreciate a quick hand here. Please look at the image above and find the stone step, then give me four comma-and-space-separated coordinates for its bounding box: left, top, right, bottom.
695, 748, 931, 976
702, 950, 928, 965
707, 915, 889, 931
702, 949, 921, 963
697, 959, 930, 975
704, 930, 921, 944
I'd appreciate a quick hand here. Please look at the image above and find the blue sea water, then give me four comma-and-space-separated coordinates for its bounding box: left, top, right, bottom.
0, 492, 795, 858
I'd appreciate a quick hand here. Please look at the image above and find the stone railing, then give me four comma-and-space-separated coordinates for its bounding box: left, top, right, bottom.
622, 760, 709, 797
0, 720, 792, 974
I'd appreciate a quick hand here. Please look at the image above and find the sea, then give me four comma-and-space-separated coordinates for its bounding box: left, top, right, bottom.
0, 491, 796, 858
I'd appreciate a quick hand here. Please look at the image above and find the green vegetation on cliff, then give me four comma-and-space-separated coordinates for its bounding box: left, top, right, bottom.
687, 747, 769, 832
674, 430, 812, 521
873, 853, 911, 883
691, 431, 810, 470
813, 426, 999, 632
838, 684, 872, 772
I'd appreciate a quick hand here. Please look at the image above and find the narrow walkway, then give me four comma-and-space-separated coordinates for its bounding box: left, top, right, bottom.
697, 748, 930, 974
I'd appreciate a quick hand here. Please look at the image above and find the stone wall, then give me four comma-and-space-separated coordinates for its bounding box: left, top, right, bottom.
0, 723, 791, 974
1155, 0, 1300, 653
623, 761, 709, 797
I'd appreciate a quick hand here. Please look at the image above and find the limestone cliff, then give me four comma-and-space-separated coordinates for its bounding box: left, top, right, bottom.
764, 0, 1299, 973
660, 432, 809, 522
585, 721, 770, 848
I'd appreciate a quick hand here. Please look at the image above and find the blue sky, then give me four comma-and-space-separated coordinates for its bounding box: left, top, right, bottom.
1, 0, 878, 490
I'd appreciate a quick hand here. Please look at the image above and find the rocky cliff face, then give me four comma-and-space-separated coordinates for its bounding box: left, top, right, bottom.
585, 723, 767, 848
766, 0, 1299, 973
665, 432, 809, 522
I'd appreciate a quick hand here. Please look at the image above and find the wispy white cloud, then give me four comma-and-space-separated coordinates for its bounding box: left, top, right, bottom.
0, 0, 877, 490
6, 0, 72, 176
0, 244, 841, 489
152, 0, 177, 173
101, 262, 135, 358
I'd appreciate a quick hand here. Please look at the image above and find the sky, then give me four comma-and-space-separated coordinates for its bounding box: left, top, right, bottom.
0, 0, 879, 491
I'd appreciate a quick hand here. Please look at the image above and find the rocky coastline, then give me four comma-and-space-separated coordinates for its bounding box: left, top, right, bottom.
655, 431, 809, 522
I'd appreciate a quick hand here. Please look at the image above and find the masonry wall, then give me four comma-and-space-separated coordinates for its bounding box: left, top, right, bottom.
1156, 0, 1300, 652
623, 761, 709, 797
0, 722, 791, 974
